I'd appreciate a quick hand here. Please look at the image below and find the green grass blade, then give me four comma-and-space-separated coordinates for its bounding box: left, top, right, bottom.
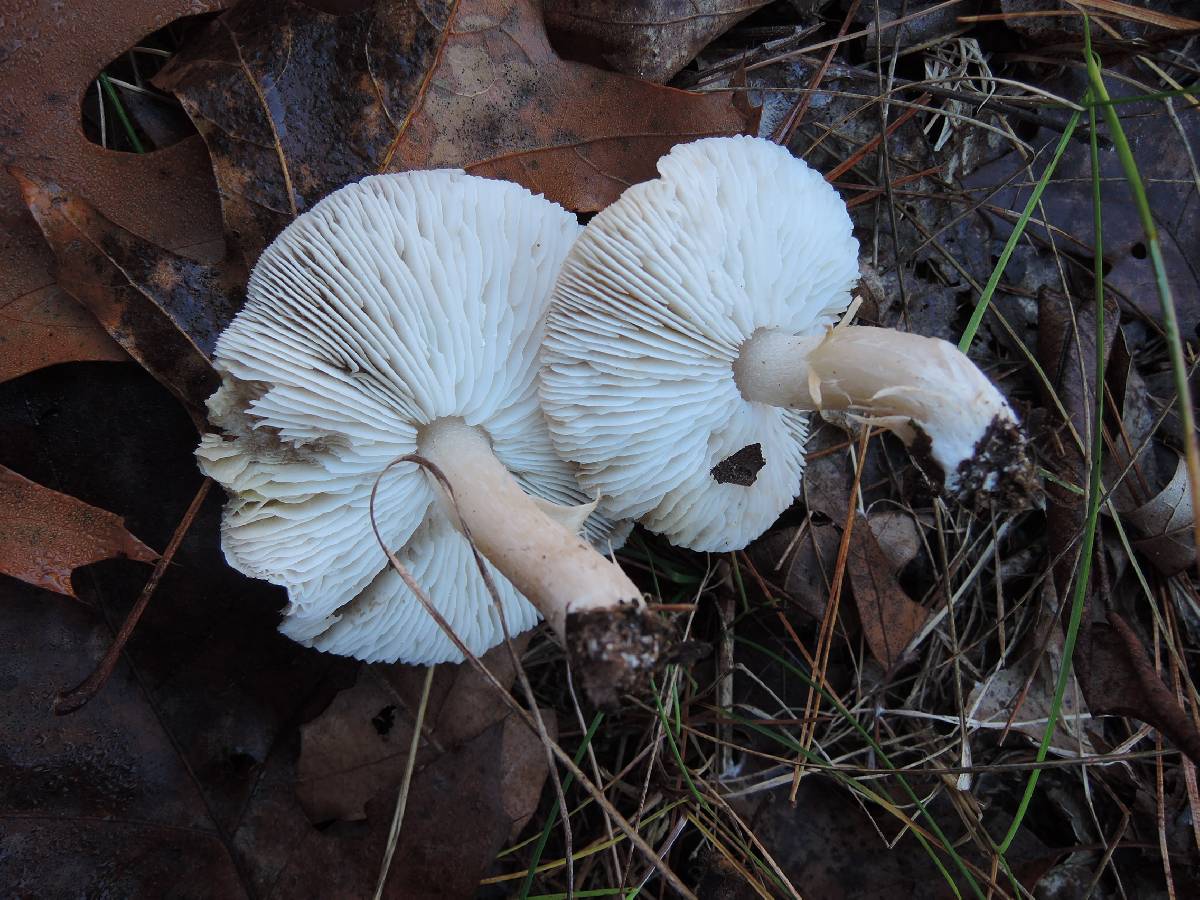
959, 107, 1082, 353
735, 637, 985, 899
1082, 37, 1200, 565
519, 712, 605, 899
998, 67, 1106, 854
650, 674, 711, 812
98, 72, 145, 153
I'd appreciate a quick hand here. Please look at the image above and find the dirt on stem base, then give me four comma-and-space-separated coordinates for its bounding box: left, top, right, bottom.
565, 604, 674, 708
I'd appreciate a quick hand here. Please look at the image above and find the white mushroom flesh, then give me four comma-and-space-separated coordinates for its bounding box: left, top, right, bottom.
542, 135, 1026, 552
734, 326, 1020, 496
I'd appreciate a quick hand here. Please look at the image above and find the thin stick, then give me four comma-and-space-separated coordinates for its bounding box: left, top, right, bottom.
790, 427, 871, 800
771, 0, 862, 146
373, 664, 436, 900
367, 456, 696, 899
55, 478, 212, 715
385, 455, 576, 895
824, 96, 933, 183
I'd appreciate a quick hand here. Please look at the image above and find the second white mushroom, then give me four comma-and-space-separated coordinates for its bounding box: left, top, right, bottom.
540, 136, 1034, 552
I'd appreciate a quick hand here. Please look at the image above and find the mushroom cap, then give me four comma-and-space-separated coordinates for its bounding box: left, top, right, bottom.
197, 170, 629, 665
539, 136, 860, 551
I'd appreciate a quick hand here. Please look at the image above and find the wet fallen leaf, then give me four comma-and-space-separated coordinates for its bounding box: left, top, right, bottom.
379, 713, 554, 897
0, 0, 227, 385
966, 84, 1200, 340
748, 520, 842, 621
0, 237, 127, 383
543, 0, 770, 82
847, 515, 929, 670
1082, 611, 1200, 764
298, 638, 532, 822
0, 464, 157, 598
294, 640, 558, 897
266, 711, 554, 899
155, 0, 756, 268
1128, 455, 1196, 576
866, 509, 924, 572
14, 172, 241, 420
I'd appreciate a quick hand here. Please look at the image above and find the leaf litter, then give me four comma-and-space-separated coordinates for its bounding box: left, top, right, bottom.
0, 0, 229, 386
153, 0, 756, 269
5, 0, 1200, 897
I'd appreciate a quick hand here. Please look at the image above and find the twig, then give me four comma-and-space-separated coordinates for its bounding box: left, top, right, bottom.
771, 0, 861, 146
790, 426, 871, 799
373, 664, 436, 900
55, 478, 212, 715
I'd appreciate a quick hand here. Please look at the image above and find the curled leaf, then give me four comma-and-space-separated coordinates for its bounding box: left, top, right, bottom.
1128, 455, 1195, 576
544, 0, 771, 82
847, 515, 929, 670
13, 171, 242, 420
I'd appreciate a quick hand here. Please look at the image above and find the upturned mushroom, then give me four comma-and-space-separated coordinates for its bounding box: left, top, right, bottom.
540, 136, 1034, 551
197, 170, 665, 701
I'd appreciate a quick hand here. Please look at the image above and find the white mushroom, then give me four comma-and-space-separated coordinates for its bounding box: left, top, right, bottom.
197, 171, 664, 696
540, 136, 1033, 552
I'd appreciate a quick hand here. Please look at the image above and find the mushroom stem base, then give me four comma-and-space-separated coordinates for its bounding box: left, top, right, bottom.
565, 606, 674, 708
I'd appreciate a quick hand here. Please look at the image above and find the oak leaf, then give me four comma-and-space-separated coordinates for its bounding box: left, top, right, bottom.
544, 0, 771, 82
155, 0, 756, 267
0, 464, 157, 597
14, 172, 241, 421
0, 0, 229, 385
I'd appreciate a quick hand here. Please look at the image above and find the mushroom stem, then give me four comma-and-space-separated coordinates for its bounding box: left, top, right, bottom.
417, 417, 640, 637
418, 418, 668, 702
734, 326, 1035, 503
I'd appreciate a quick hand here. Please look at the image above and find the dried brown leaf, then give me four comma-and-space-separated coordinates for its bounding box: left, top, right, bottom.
294, 640, 554, 897
866, 509, 923, 571
297, 639, 529, 823
155, 0, 756, 268
543, 0, 771, 82
969, 97, 1200, 339
1081, 612, 1200, 764
0, 464, 157, 597
13, 172, 242, 420
847, 514, 929, 670
1128, 455, 1196, 576
748, 521, 841, 621
0, 242, 127, 383
1037, 292, 1200, 763
0, 0, 227, 384
967, 636, 1094, 758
